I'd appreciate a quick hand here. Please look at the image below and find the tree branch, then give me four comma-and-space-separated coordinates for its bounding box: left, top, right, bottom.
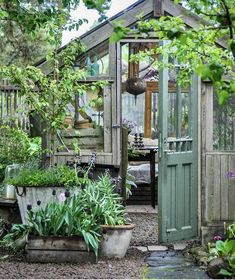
220, 0, 233, 40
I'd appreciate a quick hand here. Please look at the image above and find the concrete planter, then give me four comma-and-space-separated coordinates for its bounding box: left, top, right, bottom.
15, 186, 66, 224
100, 224, 135, 258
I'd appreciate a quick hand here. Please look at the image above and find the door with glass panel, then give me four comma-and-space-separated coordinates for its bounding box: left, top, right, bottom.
158, 46, 198, 243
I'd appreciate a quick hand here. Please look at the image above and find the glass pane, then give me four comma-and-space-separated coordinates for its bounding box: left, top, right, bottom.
213, 93, 235, 151
75, 43, 109, 77
167, 63, 191, 139
121, 41, 159, 143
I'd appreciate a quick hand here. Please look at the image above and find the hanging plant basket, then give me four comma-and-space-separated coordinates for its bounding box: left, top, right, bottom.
126, 77, 146, 96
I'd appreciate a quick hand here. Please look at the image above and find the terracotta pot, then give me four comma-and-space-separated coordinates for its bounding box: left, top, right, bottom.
100, 224, 135, 258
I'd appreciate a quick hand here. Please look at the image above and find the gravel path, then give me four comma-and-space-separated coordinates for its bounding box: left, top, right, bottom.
0, 248, 149, 279
0, 211, 157, 278
128, 213, 158, 246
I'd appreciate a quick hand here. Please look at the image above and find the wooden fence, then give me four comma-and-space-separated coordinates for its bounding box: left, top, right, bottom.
205, 152, 235, 223
0, 80, 29, 130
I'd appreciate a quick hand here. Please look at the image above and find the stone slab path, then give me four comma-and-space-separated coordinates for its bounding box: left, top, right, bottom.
145, 250, 209, 279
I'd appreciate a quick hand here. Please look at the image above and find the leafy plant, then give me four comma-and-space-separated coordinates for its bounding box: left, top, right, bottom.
125, 172, 137, 199
208, 222, 235, 277
1, 173, 126, 257
5, 165, 76, 188
0, 126, 41, 182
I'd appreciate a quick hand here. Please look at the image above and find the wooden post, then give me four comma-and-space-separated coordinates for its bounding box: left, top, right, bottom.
121, 127, 128, 206
153, 0, 164, 18
201, 81, 213, 224
144, 87, 152, 138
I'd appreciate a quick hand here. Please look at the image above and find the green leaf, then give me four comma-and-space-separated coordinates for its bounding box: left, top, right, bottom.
219, 269, 233, 277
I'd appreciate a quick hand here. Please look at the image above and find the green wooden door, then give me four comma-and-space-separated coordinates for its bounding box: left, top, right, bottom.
158, 50, 198, 243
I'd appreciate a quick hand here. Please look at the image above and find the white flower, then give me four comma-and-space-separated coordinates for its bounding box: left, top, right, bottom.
59, 192, 66, 202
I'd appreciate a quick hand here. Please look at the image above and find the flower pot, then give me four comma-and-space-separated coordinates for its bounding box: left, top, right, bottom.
100, 224, 135, 258
15, 186, 66, 224
26, 235, 96, 263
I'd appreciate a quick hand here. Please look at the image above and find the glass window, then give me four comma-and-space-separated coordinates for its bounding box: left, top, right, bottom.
121, 42, 159, 140
213, 93, 235, 151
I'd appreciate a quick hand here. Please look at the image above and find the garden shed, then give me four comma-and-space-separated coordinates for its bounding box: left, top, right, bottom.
1, 0, 235, 245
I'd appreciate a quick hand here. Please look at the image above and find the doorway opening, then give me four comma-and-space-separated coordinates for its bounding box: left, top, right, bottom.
120, 40, 197, 245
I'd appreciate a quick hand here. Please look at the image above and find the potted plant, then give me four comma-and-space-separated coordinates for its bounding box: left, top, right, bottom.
2, 165, 135, 260
5, 165, 78, 224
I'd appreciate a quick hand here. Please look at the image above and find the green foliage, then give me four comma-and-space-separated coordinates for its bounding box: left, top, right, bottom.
0, 40, 108, 164
110, 1, 235, 104
5, 165, 76, 188
125, 172, 137, 199
0, 126, 41, 182
1, 173, 126, 256
208, 222, 235, 277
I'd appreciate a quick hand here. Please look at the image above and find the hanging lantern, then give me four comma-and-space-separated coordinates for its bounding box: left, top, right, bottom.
126, 76, 146, 96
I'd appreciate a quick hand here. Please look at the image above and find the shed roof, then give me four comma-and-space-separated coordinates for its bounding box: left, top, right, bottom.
36, 0, 226, 74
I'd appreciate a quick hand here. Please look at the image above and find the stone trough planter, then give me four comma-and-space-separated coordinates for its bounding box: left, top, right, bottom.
15, 186, 66, 224
26, 236, 96, 263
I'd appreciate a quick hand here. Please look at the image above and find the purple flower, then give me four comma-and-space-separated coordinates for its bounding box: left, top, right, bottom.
81, 184, 86, 190
122, 119, 137, 129
64, 190, 70, 198
227, 171, 235, 179
59, 192, 66, 202
27, 204, 32, 211
77, 170, 84, 178
37, 200, 41, 206
88, 172, 94, 180
213, 235, 222, 241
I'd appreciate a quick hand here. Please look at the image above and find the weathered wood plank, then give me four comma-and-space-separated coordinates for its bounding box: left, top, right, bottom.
109, 42, 118, 166
121, 128, 128, 206
61, 128, 103, 138
54, 152, 113, 166
115, 42, 121, 166
153, 0, 164, 17
228, 154, 235, 220
144, 89, 152, 138
201, 82, 213, 225
220, 154, 229, 220
205, 154, 214, 222
212, 154, 221, 221
103, 85, 112, 153
26, 250, 96, 263
27, 236, 88, 251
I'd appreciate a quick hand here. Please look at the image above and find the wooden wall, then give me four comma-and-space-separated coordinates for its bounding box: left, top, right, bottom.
0, 80, 29, 130
201, 82, 235, 227
205, 152, 235, 223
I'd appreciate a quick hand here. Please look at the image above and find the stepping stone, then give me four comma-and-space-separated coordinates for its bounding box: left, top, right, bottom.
135, 246, 148, 252
147, 245, 168, 251
145, 250, 209, 279
173, 242, 188, 251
